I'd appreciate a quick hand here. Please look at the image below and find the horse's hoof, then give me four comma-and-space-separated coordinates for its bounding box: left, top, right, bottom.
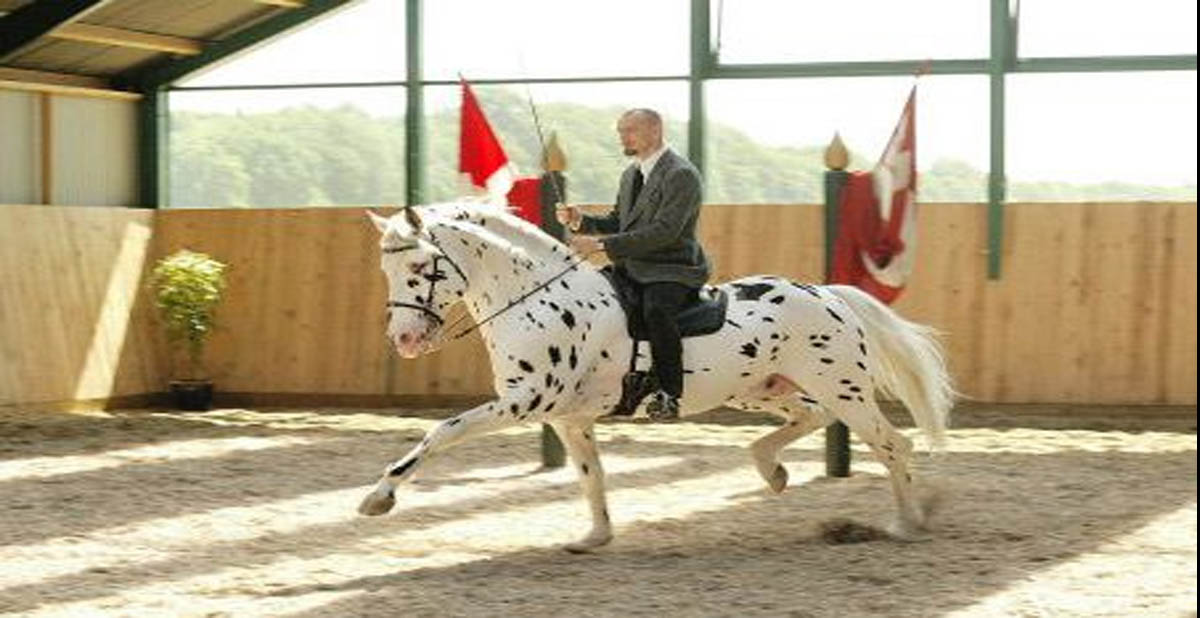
767, 464, 789, 493
357, 490, 396, 516
563, 532, 613, 554
886, 519, 932, 542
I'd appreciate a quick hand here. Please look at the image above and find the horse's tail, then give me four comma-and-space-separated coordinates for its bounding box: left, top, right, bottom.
825, 285, 955, 449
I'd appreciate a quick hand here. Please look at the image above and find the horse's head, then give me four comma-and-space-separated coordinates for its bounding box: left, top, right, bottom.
368, 207, 469, 358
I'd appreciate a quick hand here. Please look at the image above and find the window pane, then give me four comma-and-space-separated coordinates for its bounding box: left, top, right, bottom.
1008, 72, 1197, 200
717, 0, 988, 64
707, 76, 988, 203
423, 81, 688, 204
1020, 0, 1197, 57
181, 0, 405, 87
424, 0, 688, 80
169, 88, 406, 207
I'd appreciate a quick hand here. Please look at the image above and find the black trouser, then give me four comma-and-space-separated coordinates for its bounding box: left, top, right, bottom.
640, 281, 698, 399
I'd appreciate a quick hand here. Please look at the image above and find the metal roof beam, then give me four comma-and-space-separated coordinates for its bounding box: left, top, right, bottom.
0, 66, 140, 100
50, 23, 204, 56
114, 0, 354, 90
0, 0, 110, 62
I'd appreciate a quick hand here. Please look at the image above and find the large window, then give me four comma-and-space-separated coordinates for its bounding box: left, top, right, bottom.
423, 0, 688, 80
707, 76, 988, 203
1020, 0, 1197, 58
169, 88, 406, 208
161, 1, 1195, 207
183, 0, 405, 87
1007, 71, 1197, 200
423, 81, 688, 204
716, 0, 989, 64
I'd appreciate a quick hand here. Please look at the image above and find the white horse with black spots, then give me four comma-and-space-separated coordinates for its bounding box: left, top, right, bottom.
358, 202, 954, 553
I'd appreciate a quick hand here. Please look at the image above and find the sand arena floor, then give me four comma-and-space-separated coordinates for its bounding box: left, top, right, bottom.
0, 405, 1195, 617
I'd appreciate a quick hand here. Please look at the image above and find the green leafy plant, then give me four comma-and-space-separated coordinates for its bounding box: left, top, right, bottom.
150, 249, 228, 380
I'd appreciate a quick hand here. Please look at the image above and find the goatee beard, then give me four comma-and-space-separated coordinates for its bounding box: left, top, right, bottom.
623, 147, 637, 157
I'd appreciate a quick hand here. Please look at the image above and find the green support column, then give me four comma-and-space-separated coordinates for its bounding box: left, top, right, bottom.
405, 0, 425, 206
987, 0, 1012, 279
138, 87, 168, 208
822, 140, 851, 477
687, 0, 710, 177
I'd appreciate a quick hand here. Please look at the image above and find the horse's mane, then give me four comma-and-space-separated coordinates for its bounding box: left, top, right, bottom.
421, 201, 573, 266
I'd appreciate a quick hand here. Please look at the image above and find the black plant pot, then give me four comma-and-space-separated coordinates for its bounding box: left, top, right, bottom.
169, 380, 214, 411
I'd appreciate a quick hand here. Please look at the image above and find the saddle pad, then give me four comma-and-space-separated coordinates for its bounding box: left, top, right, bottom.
600, 266, 728, 340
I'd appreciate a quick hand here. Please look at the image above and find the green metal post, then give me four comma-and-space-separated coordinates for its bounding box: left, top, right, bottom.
405, 0, 425, 206
538, 170, 568, 469
987, 0, 1011, 279
687, 0, 710, 178
823, 169, 851, 477
138, 87, 168, 208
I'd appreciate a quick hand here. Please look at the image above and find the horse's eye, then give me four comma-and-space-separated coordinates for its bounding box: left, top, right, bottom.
408, 261, 426, 274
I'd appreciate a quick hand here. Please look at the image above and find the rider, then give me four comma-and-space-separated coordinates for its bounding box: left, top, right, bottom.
557, 108, 711, 421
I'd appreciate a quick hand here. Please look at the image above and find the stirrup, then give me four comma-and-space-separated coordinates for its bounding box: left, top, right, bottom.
609, 371, 658, 416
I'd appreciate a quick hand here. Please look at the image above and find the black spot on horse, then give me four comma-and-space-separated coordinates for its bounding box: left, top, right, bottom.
561, 310, 576, 329
389, 457, 419, 477
726, 319, 742, 329
732, 282, 773, 301
740, 343, 758, 358
548, 346, 562, 366
820, 358, 835, 364
527, 394, 542, 411
518, 360, 534, 372
569, 346, 578, 370
768, 295, 785, 304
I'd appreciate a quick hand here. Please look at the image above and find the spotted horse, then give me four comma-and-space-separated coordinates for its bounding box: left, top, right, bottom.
358, 203, 955, 553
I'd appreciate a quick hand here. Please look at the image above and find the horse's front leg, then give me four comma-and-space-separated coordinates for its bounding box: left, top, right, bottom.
357, 399, 516, 516
549, 418, 613, 553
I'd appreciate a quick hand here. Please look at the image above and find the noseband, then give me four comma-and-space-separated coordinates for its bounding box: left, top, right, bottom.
383, 236, 468, 329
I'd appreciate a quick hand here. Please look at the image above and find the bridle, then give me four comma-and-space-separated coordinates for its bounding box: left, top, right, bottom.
383, 234, 468, 330
383, 230, 598, 343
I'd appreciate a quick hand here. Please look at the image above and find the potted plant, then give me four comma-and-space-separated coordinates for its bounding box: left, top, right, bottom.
150, 249, 228, 411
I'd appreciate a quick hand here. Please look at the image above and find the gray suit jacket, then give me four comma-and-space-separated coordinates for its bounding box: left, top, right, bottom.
579, 148, 711, 287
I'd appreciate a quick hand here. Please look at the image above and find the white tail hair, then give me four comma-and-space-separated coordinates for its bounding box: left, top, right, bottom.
826, 285, 955, 448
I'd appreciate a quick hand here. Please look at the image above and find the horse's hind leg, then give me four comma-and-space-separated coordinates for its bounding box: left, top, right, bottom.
549, 419, 613, 553
729, 392, 834, 494
825, 397, 926, 538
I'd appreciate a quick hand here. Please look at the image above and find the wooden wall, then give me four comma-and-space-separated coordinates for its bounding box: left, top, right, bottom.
2, 202, 1194, 407
152, 202, 1195, 406
0, 205, 162, 406
151, 209, 495, 400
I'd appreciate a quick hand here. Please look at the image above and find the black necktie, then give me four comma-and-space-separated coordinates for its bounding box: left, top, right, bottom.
631, 169, 645, 204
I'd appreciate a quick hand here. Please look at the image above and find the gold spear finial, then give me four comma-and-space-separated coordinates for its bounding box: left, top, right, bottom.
824, 132, 849, 171
542, 131, 567, 172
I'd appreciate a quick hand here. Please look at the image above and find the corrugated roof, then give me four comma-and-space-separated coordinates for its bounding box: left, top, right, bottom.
0, 0, 355, 100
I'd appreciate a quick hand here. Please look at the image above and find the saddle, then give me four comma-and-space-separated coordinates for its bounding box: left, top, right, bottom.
600, 266, 728, 416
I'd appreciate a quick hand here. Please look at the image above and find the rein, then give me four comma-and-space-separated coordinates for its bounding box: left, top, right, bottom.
384, 226, 601, 345
441, 249, 601, 342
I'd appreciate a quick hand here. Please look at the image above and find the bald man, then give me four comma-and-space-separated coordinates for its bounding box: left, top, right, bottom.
558, 108, 711, 421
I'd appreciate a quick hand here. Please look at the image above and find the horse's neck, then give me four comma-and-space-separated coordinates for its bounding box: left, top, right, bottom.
428, 217, 613, 353
430, 203, 573, 268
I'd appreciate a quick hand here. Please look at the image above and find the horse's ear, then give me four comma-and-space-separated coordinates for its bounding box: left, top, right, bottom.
404, 205, 423, 232
366, 210, 390, 234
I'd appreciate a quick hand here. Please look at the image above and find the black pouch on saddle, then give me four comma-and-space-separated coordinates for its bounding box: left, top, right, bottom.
600, 265, 729, 416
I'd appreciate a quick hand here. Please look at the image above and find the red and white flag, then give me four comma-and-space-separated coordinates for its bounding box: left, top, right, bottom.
830, 86, 918, 304
459, 78, 515, 203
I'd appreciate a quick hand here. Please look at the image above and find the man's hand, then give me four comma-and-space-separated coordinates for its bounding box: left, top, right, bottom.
570, 235, 604, 256
555, 204, 582, 230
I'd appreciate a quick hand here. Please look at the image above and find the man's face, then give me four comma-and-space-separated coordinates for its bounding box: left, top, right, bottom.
616, 113, 660, 158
